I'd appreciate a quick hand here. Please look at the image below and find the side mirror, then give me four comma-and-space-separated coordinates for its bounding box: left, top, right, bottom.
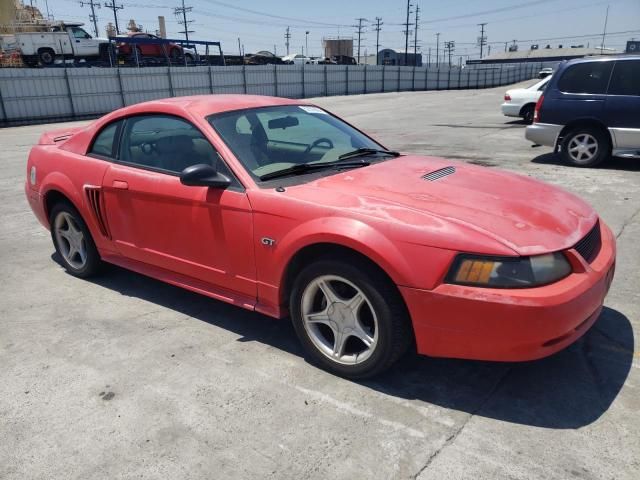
180, 164, 231, 188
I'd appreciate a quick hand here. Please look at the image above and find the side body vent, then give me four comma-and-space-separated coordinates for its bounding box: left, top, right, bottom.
422, 166, 456, 181
84, 186, 111, 239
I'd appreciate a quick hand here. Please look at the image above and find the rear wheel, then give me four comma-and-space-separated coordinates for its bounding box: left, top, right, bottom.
521, 104, 535, 124
561, 127, 611, 167
50, 202, 102, 278
290, 258, 413, 379
169, 48, 181, 61
38, 49, 55, 66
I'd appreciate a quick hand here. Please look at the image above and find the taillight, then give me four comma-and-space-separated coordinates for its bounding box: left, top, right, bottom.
533, 94, 544, 123
504, 93, 511, 101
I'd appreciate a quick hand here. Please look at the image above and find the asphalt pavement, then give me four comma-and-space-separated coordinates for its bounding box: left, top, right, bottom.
1, 82, 638, 479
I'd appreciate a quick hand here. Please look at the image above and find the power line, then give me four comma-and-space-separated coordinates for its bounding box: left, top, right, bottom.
174, 0, 194, 42
420, 0, 558, 25
200, 0, 350, 27
79, 0, 101, 37
104, 0, 123, 34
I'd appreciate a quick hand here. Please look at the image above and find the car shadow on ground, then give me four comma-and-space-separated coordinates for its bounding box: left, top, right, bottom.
532, 152, 640, 171
70, 258, 634, 431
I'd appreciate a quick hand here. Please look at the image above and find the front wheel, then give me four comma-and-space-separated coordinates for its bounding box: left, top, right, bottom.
561, 127, 611, 167
50, 202, 102, 278
290, 258, 413, 379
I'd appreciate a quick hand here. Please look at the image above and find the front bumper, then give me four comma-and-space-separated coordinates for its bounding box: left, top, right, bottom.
400, 221, 616, 362
525, 122, 563, 147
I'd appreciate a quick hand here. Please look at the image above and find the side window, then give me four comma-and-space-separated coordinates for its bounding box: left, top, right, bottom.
119, 115, 223, 175
558, 61, 613, 94
71, 27, 91, 39
608, 60, 640, 96
89, 120, 121, 158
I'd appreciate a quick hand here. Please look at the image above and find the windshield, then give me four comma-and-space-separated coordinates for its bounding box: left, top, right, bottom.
208, 105, 386, 180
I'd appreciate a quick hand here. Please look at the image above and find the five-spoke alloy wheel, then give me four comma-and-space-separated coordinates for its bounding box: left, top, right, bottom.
50, 202, 101, 278
290, 258, 413, 378
561, 127, 610, 167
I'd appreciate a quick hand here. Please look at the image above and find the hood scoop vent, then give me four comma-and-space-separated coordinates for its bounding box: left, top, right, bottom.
422, 166, 456, 182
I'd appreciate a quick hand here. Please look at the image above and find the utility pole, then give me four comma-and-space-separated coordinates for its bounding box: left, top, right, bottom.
354, 18, 366, 64
403, 0, 412, 65
237, 38, 241, 55
435, 32, 440, 67
80, 1, 101, 37
445, 41, 454, 67
373, 17, 382, 65
504, 41, 508, 52
305, 31, 309, 57
104, 0, 123, 35
285, 26, 291, 55
600, 4, 609, 53
478, 22, 487, 59
174, 0, 194, 42
413, 4, 420, 65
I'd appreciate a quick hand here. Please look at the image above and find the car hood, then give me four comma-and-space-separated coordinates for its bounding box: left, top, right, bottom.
302, 155, 597, 255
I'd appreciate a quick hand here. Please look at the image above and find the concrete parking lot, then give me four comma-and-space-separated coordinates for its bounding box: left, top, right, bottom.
1, 83, 638, 479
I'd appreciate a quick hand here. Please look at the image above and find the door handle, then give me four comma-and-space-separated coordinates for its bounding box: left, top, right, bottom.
112, 180, 129, 190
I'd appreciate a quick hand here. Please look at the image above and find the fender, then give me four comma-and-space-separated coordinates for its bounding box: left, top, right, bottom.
255, 216, 457, 316
40, 171, 84, 219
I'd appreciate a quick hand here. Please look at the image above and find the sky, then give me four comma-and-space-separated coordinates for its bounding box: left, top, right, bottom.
32, 0, 640, 59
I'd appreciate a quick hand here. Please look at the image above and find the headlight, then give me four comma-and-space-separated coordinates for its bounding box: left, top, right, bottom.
446, 252, 572, 288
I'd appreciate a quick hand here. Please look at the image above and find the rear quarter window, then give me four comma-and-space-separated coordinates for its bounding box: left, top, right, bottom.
608, 60, 640, 96
557, 61, 614, 94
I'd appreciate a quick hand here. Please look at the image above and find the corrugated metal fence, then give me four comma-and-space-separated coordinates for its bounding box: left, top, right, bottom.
0, 62, 553, 125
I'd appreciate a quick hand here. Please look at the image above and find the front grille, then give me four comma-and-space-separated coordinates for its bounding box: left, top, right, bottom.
422, 166, 456, 181
573, 221, 601, 263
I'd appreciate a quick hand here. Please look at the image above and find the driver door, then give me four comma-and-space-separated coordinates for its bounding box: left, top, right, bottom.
101, 114, 256, 300
70, 27, 96, 57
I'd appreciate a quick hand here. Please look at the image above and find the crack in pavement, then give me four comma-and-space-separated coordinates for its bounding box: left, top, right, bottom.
411, 367, 513, 479
616, 205, 640, 239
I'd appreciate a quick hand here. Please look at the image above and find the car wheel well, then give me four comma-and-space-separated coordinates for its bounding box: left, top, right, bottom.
519, 103, 535, 116
44, 190, 75, 224
557, 120, 611, 151
282, 243, 400, 306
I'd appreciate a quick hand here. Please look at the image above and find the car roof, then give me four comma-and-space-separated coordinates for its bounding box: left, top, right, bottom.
114, 94, 304, 119
564, 54, 640, 65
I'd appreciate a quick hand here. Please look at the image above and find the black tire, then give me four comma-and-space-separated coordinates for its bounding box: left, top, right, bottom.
290, 257, 413, 379
38, 49, 55, 66
521, 104, 535, 124
560, 126, 611, 167
49, 202, 102, 278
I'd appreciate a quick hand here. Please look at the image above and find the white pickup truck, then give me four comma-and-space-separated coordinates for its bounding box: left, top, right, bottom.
9, 22, 109, 66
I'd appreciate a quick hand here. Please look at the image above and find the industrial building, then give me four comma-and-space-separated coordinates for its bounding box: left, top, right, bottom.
378, 48, 423, 66
469, 45, 620, 64
322, 37, 353, 59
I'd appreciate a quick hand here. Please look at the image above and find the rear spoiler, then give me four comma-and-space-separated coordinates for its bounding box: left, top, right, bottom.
38, 126, 85, 145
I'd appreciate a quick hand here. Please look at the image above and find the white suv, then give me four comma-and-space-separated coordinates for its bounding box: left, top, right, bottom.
501, 76, 550, 124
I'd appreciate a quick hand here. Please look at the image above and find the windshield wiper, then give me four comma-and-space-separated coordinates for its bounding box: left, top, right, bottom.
338, 148, 400, 161
259, 160, 370, 181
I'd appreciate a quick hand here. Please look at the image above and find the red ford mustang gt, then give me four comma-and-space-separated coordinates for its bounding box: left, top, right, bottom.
25, 95, 616, 378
